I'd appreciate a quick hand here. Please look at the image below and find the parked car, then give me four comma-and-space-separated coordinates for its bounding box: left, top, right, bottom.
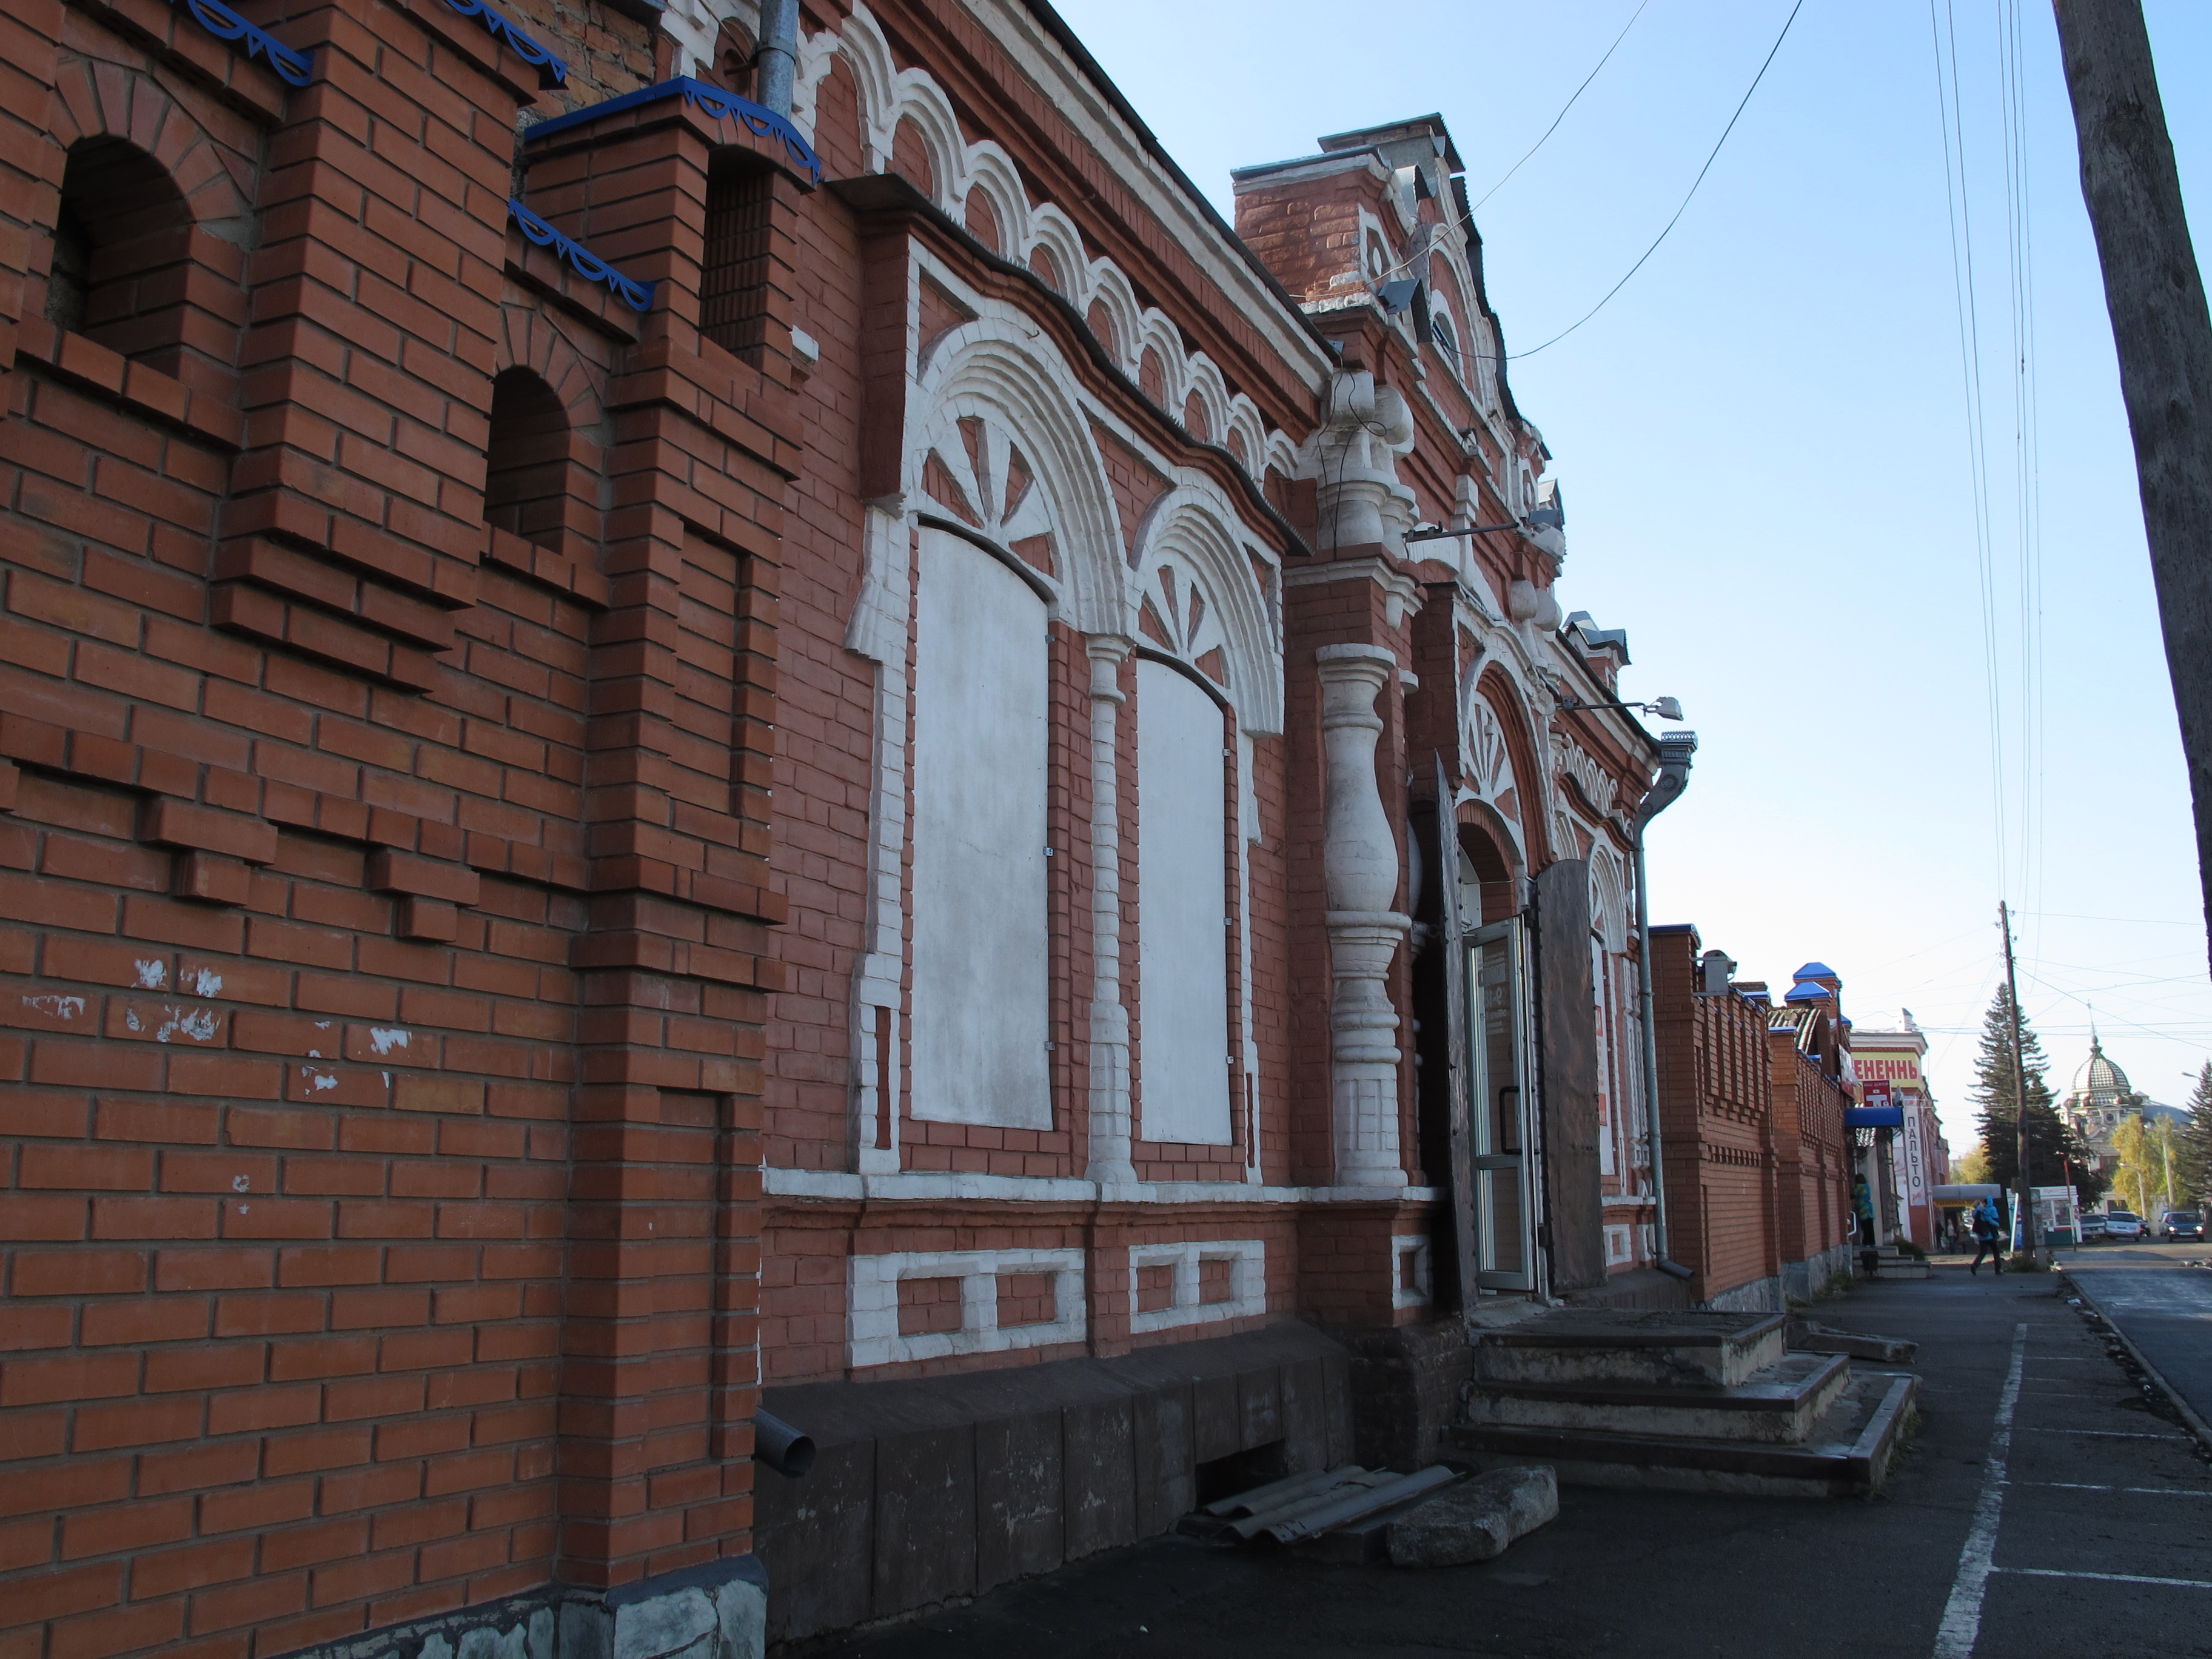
2104, 1210, 2147, 1241
2162, 1210, 2204, 1241
2079, 1211, 2110, 1241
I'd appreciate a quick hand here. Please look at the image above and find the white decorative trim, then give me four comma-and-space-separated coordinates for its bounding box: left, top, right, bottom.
1605, 1225, 1634, 1267
1391, 1233, 1433, 1309
1127, 1239, 1265, 1333
788, 2, 1305, 487
848, 1247, 1085, 1369
765, 1167, 1436, 1207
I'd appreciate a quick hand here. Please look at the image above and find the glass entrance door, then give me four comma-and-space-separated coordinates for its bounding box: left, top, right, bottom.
1468, 918, 1538, 1292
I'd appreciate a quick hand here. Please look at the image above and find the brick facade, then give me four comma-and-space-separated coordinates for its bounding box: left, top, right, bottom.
1, 4, 1678, 1654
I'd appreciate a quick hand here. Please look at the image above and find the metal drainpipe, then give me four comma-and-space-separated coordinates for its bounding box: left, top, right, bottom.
1632, 730, 1698, 1281
756, 0, 799, 115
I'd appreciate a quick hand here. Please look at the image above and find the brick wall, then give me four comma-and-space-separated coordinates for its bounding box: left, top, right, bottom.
0, 0, 806, 1649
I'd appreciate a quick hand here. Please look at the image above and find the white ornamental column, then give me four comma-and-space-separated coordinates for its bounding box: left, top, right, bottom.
1085, 636, 1137, 1186
1316, 643, 1411, 1188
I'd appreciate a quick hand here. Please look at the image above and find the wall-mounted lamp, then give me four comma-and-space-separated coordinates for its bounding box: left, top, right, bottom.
1558, 695, 1684, 722
1404, 520, 1522, 545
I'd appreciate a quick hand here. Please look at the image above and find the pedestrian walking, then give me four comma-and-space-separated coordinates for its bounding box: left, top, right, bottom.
1969, 1195, 2007, 1275
1854, 1175, 1880, 1277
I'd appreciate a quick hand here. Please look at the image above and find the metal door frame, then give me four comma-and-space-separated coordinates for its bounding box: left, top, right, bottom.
1468, 916, 1539, 1292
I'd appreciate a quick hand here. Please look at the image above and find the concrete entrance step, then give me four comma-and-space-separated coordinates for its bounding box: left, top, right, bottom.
1872, 1252, 1932, 1280
1472, 1308, 1786, 1389
1447, 1370, 1919, 1498
1463, 1352, 1851, 1444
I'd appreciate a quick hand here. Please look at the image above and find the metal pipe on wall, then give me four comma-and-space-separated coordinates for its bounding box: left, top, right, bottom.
1631, 731, 1698, 1281
756, 0, 799, 114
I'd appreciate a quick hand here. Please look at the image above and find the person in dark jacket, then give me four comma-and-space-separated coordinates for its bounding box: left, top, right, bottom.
1969, 1195, 2007, 1275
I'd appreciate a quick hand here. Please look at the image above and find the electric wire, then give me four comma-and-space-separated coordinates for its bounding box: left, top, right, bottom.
1470, 0, 1651, 212
1931, 0, 2011, 902
1503, 0, 1806, 361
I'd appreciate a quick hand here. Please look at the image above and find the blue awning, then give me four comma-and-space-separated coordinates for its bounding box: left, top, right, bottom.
1846, 1105, 1905, 1128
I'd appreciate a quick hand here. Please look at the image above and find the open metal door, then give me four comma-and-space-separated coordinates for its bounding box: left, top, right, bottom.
1469, 917, 1538, 1292
1433, 757, 1479, 1312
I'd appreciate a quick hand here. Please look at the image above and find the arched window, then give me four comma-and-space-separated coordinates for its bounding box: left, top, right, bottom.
908, 528, 1053, 1129
1430, 310, 1462, 384
44, 136, 198, 374
1136, 657, 1232, 1146
701, 153, 775, 359
483, 367, 572, 552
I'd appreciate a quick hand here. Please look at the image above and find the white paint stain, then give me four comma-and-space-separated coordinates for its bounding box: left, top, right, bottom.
23, 994, 85, 1021
156, 1007, 218, 1045
231, 1175, 249, 1193
367, 1028, 410, 1056
192, 969, 223, 996
304, 1068, 338, 1092
126, 1008, 142, 1031
135, 959, 166, 988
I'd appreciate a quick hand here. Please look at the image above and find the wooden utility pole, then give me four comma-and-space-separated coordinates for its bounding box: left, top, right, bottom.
2051, 0, 2212, 971
2001, 902, 2032, 1260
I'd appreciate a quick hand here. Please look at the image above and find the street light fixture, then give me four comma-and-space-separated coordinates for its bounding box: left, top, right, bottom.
1559, 695, 1685, 722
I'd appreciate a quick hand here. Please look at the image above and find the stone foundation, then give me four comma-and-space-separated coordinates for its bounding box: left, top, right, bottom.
754, 1324, 1352, 1646
272, 1560, 768, 1659
1332, 1318, 1473, 1471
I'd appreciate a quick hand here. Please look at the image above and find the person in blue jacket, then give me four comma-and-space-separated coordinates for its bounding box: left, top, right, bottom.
1969, 1195, 2007, 1275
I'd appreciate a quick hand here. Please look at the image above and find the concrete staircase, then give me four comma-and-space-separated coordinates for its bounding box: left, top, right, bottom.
1446, 1309, 1917, 1498
1870, 1247, 1931, 1280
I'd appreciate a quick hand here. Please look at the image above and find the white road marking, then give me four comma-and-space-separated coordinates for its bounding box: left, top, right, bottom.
2024, 1481, 2212, 1497
1994, 1567, 2212, 1589
1933, 1322, 2027, 1659
2036, 1428, 2190, 1440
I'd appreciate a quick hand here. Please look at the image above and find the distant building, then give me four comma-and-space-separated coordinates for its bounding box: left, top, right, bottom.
1849, 1010, 1949, 1250
2059, 1034, 2183, 1195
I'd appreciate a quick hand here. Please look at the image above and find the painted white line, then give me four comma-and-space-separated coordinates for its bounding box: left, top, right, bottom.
2037, 1428, 2191, 1441
1994, 1567, 2212, 1589
2025, 1481, 2212, 1497
1933, 1321, 2026, 1659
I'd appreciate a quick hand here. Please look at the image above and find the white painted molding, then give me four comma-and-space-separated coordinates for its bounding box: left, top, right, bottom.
764, 1167, 1436, 1207
1127, 1239, 1265, 1334
848, 1247, 1085, 1369
1391, 1233, 1433, 1309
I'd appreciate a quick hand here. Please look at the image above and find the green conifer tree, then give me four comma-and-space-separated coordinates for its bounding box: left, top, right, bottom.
1970, 984, 2104, 1201
2173, 1062, 2212, 1209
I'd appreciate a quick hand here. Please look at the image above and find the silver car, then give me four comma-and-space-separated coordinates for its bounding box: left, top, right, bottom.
2103, 1210, 2147, 1241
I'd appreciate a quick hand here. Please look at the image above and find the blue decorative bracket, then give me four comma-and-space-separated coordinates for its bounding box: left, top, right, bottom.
443, 0, 567, 90
523, 78, 822, 188
507, 199, 657, 313
169, 0, 313, 87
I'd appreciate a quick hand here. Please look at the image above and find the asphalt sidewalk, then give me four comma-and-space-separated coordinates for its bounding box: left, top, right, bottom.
782, 1267, 2212, 1659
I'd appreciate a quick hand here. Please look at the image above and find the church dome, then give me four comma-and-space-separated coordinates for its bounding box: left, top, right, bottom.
2071, 1040, 2132, 1106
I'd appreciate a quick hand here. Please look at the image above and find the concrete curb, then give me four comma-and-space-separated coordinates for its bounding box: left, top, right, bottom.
2057, 1268, 2212, 1458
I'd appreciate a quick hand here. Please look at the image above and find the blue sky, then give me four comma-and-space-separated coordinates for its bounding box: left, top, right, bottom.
1051, 0, 2212, 1152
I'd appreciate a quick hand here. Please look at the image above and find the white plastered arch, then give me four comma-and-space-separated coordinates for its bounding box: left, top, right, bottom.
910, 321, 1125, 639
1134, 491, 1284, 736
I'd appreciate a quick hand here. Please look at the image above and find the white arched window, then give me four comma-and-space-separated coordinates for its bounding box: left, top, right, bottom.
908, 528, 1052, 1128
1136, 657, 1232, 1145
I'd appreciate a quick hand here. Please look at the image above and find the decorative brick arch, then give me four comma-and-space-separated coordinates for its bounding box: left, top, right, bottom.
44, 56, 252, 231
495, 301, 609, 438
1470, 662, 1553, 870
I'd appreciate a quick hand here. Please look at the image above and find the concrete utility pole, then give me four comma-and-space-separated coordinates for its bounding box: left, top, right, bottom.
2001, 902, 2032, 1259
2051, 0, 2212, 971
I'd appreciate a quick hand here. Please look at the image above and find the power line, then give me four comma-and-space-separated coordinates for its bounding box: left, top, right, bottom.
1470, 0, 1651, 212
1506, 0, 1806, 361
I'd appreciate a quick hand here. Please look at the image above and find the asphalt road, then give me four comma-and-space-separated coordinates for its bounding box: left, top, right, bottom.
2057, 1241, 2212, 1438
785, 1267, 2212, 1659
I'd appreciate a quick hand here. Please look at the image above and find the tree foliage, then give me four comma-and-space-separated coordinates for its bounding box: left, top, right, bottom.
2173, 1062, 2212, 1209
1970, 984, 2103, 1200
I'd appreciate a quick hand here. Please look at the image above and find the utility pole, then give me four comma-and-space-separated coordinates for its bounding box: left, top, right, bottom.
2001, 902, 2033, 1261
2051, 1, 2212, 972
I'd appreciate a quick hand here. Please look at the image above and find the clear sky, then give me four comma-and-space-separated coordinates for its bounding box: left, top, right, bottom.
1050, 0, 2212, 1154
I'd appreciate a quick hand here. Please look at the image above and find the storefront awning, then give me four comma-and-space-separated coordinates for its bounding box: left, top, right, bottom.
1845, 1105, 1904, 1128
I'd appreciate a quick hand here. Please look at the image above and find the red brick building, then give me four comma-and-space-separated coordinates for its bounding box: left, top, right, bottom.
0, 2, 1685, 1655
1649, 932, 1855, 1310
